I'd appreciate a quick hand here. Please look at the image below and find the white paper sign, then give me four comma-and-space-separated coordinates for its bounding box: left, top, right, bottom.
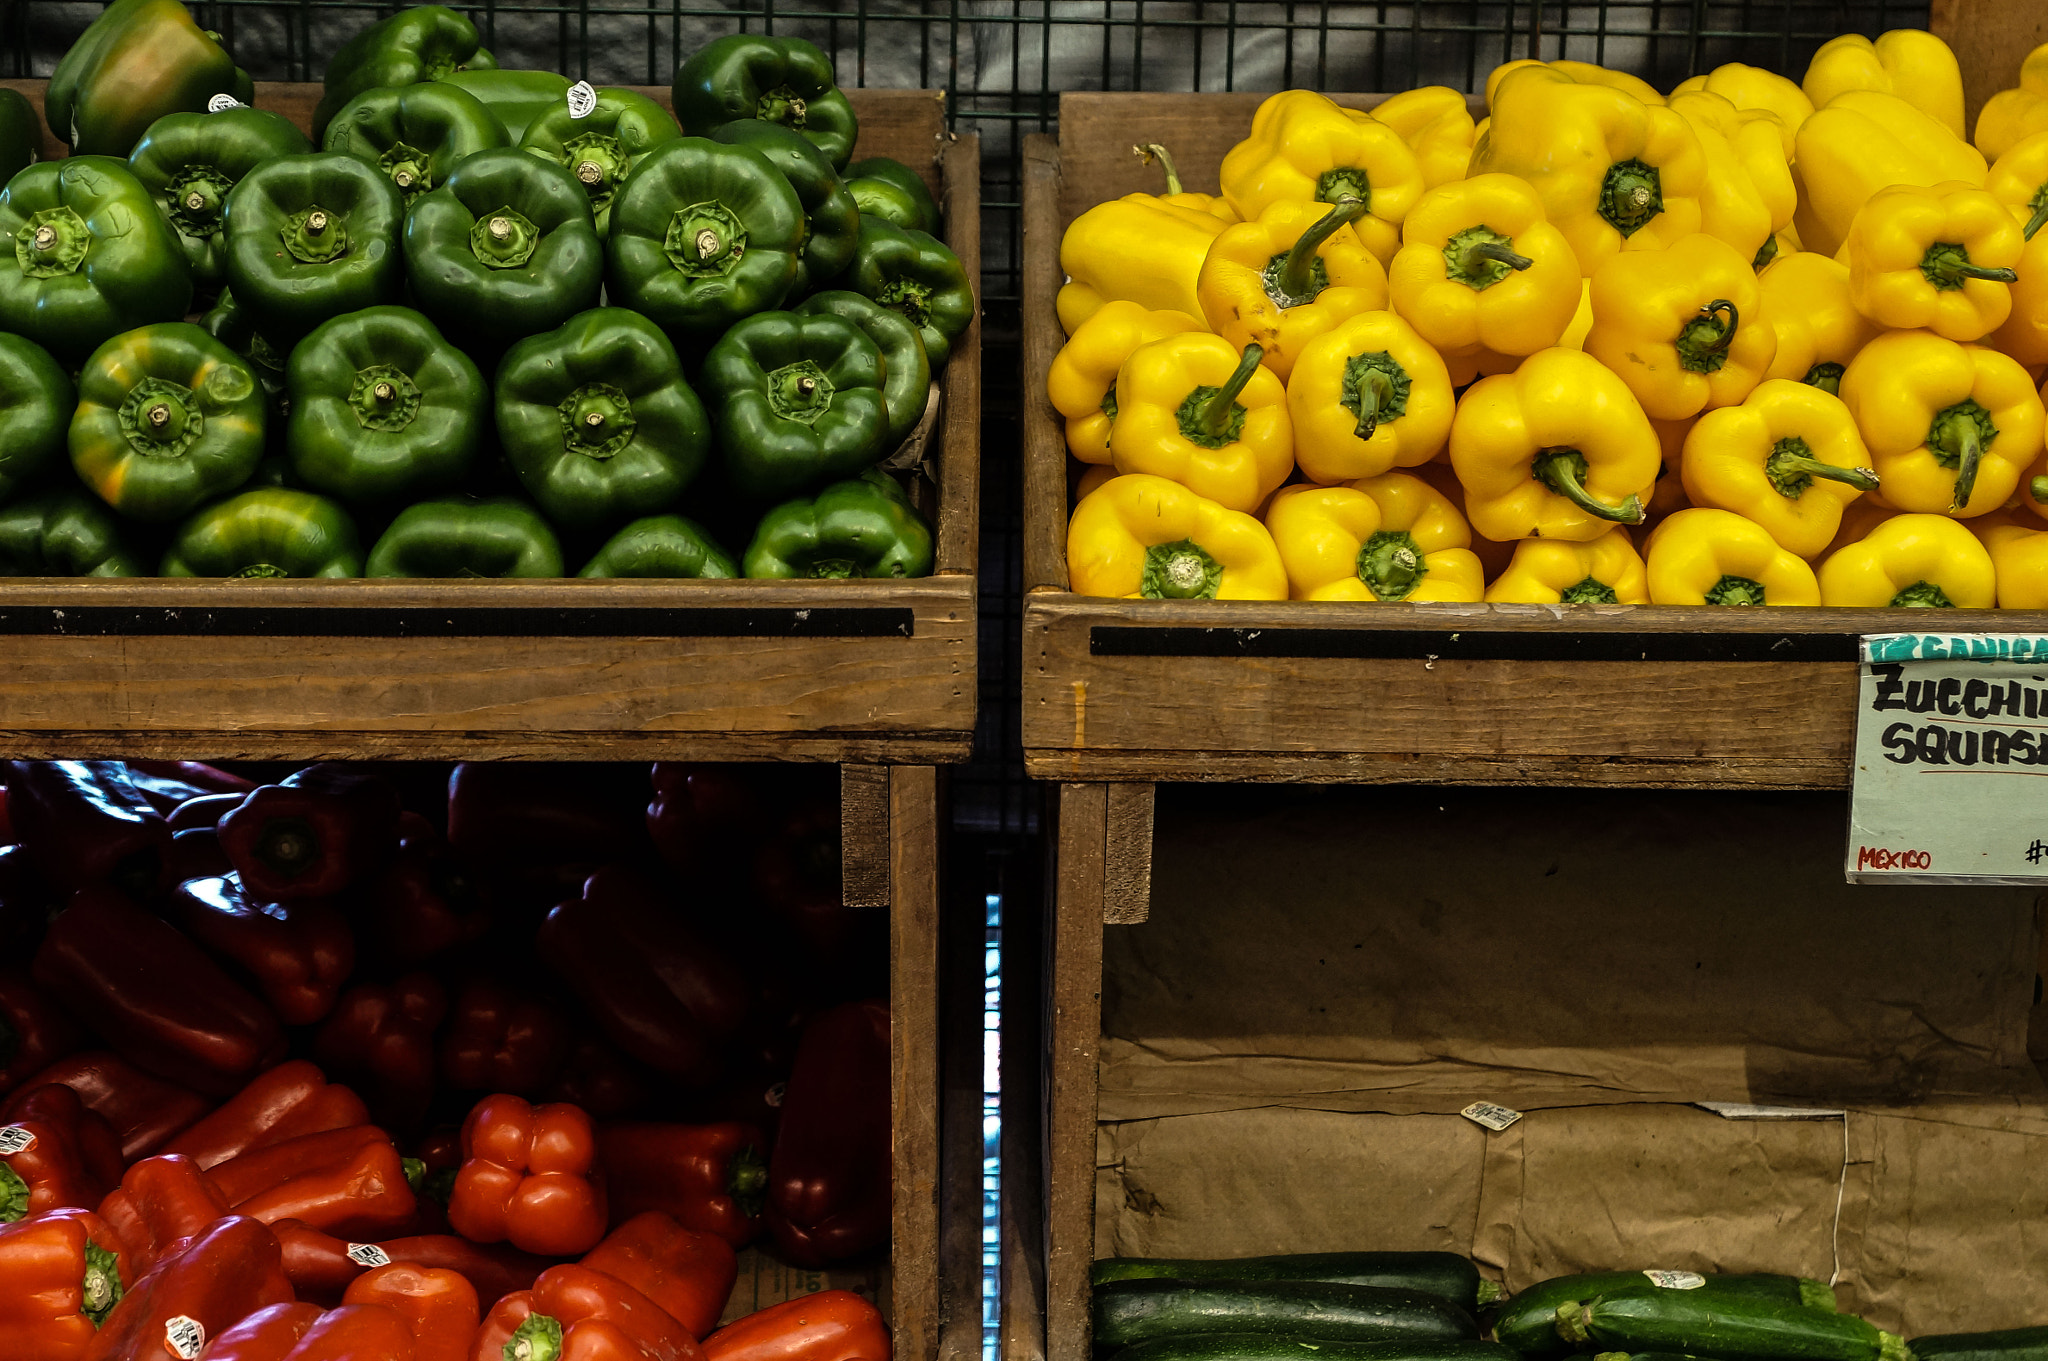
1849, 633, 2048, 884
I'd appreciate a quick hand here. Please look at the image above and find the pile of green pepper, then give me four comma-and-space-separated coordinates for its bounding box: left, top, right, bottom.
0, 2, 965, 582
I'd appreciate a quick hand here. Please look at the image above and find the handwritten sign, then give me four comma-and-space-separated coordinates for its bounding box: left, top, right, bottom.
1848, 634, 2048, 883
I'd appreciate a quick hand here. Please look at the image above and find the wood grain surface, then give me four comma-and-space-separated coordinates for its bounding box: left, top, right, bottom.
890, 765, 944, 1361
1045, 783, 1108, 1361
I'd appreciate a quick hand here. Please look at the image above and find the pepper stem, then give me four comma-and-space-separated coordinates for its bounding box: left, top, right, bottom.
1560, 576, 1619, 604
1189, 344, 1264, 441
1891, 580, 1955, 608
1764, 437, 1879, 499
1133, 143, 1184, 196
1675, 300, 1739, 374
2032, 475, 2048, 503
504, 1314, 565, 1361
257, 817, 320, 878
1141, 539, 1225, 599
1929, 402, 1993, 510
1277, 198, 1366, 301
1705, 574, 1768, 606
0, 1163, 27, 1223
2028, 186, 2048, 242
1351, 368, 1395, 440
1803, 361, 1845, 396
1920, 240, 2019, 290
729, 1143, 768, 1219
1531, 447, 1645, 524
1465, 239, 1533, 274
1356, 530, 1428, 600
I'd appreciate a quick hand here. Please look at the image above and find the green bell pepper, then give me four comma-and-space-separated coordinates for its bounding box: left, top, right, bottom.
744, 469, 933, 579
795, 289, 930, 448
440, 70, 574, 144
367, 496, 564, 577
69, 321, 265, 524
160, 487, 362, 577
0, 88, 42, 184
286, 305, 486, 509
496, 307, 711, 532
322, 82, 508, 203
672, 35, 858, 170
0, 156, 193, 364
521, 88, 683, 238
0, 487, 144, 576
201, 286, 289, 417
579, 515, 738, 578
606, 136, 806, 345
222, 152, 406, 344
0, 333, 75, 503
403, 148, 603, 347
843, 215, 974, 367
701, 309, 888, 501
314, 4, 497, 142
709, 118, 861, 296
129, 107, 314, 289
843, 156, 941, 235
45, 0, 254, 158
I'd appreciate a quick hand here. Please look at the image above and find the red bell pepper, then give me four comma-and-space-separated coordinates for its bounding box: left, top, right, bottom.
472, 1265, 704, 1361
699, 1292, 889, 1361
168, 876, 356, 1027
211, 1125, 418, 1240
546, 1034, 655, 1123
581, 1213, 736, 1339
0, 1207, 132, 1358
356, 850, 490, 970
0, 843, 57, 960
219, 765, 402, 901
162, 1060, 370, 1170
764, 1002, 889, 1268
33, 886, 287, 1096
5, 1053, 214, 1161
645, 766, 759, 879
346, 1263, 480, 1361
272, 1219, 370, 1306
751, 798, 875, 960
381, 1235, 554, 1308
596, 1124, 765, 1249
0, 1108, 109, 1221
440, 979, 568, 1097
96, 1154, 232, 1273
450, 1095, 607, 1257
126, 761, 256, 805
0, 780, 11, 841
0, 970, 86, 1098
538, 869, 753, 1085
6, 1081, 127, 1189
313, 974, 447, 1131
4, 762, 174, 897
85, 1215, 292, 1361
166, 792, 248, 832
166, 827, 236, 884
294, 1304, 422, 1361
191, 1302, 325, 1361
448, 764, 646, 869
272, 1219, 552, 1309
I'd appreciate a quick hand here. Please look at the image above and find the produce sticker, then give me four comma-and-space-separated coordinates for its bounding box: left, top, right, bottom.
1849, 633, 2048, 883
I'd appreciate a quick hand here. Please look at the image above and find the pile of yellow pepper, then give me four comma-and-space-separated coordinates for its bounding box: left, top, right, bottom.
1052, 31, 2048, 609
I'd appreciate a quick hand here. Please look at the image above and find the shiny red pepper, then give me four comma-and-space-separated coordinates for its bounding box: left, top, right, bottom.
5, 1081, 127, 1190
546, 1033, 655, 1122
165, 793, 248, 832
4, 761, 173, 896
0, 1206, 133, 1358
162, 1060, 370, 1170
5, 1053, 214, 1161
355, 849, 490, 971
208, 1302, 419, 1361
450, 1095, 607, 1257
699, 1292, 889, 1361
191, 1302, 325, 1361
168, 876, 356, 1027
472, 1265, 705, 1361
86, 1215, 294, 1361
597, 1124, 765, 1249
127, 762, 256, 805
765, 1002, 890, 1267
0, 1108, 109, 1221
96, 1154, 232, 1273
272, 1219, 552, 1309
314, 974, 448, 1131
346, 1262, 480, 1361
440, 978, 569, 1097
580, 1212, 736, 1339
0, 782, 11, 841
211, 1125, 417, 1240
645, 766, 759, 880
539, 869, 754, 1086
166, 828, 236, 885
220, 765, 403, 901
0, 970, 86, 1098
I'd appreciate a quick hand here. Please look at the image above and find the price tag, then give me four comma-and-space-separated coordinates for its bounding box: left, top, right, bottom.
567, 80, 597, 118
0, 1126, 36, 1155
163, 1317, 206, 1360
1642, 1270, 1706, 1289
346, 1243, 393, 1267
207, 93, 246, 113
1459, 1101, 1522, 1131
1849, 633, 2048, 884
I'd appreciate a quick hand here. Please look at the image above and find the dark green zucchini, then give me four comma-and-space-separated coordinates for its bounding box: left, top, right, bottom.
1092, 1279, 1479, 1350
1108, 1336, 1517, 1361
1091, 1254, 1494, 1311
1493, 1274, 1836, 1355
1910, 1328, 2048, 1361
1559, 1288, 1906, 1361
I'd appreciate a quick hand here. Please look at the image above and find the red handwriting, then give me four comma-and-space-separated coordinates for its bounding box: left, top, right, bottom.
1856, 846, 1932, 871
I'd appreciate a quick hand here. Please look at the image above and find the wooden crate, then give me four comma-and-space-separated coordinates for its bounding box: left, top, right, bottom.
0, 83, 978, 764
1019, 92, 2048, 792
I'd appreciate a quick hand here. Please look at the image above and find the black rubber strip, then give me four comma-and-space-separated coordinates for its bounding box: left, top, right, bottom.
0, 606, 916, 639
1089, 626, 1857, 663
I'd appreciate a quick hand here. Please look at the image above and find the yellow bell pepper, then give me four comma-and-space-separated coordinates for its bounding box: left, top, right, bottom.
1793, 90, 1986, 258
1986, 131, 2048, 240
1067, 473, 1288, 600
1449, 347, 1662, 541
1645, 507, 1820, 605
1197, 199, 1390, 381
1840, 329, 2046, 516
1679, 378, 1879, 559
1976, 44, 2048, 162
1803, 30, 1966, 139
1369, 86, 1476, 189
1818, 512, 1996, 606
1977, 518, 2048, 607
1264, 475, 1483, 602
1665, 91, 1792, 265
1484, 527, 1649, 603
1057, 198, 1228, 333
1286, 310, 1454, 483
1074, 461, 1117, 504
1758, 250, 1880, 392
1484, 59, 1664, 109
1219, 91, 1424, 264
1824, 492, 1899, 559
1670, 64, 1812, 154
1387, 173, 1581, 358
1109, 334, 1293, 513
1584, 233, 1775, 421
1845, 182, 2022, 341
1046, 300, 1204, 465
1468, 65, 1706, 277
1130, 144, 1239, 222
1990, 216, 2048, 365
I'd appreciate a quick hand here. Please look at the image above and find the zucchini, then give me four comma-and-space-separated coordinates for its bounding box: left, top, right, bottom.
1092, 1254, 1494, 1311
1108, 1336, 1519, 1361
1559, 1288, 1906, 1361
1910, 1329, 2048, 1361
1093, 1279, 1480, 1350
1493, 1274, 1836, 1355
